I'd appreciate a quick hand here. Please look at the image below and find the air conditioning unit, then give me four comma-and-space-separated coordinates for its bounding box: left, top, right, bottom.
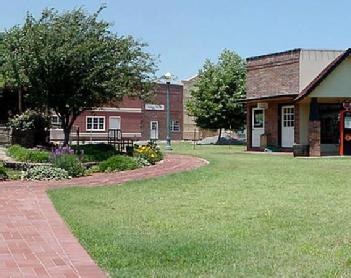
257, 102, 268, 109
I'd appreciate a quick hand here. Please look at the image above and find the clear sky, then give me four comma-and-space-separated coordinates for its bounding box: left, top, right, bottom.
0, 0, 350, 81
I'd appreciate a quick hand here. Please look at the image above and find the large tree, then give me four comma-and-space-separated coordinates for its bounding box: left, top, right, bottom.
0, 7, 157, 145
186, 49, 246, 141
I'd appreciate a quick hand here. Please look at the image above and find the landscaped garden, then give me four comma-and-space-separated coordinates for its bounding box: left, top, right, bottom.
0, 142, 163, 181
47, 143, 351, 277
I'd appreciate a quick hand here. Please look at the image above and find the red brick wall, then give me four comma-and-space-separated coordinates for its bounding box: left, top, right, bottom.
247, 99, 296, 150
294, 103, 300, 144
75, 110, 142, 135
264, 102, 279, 147
70, 83, 184, 141
309, 121, 321, 156
246, 103, 253, 150
142, 84, 183, 140
246, 50, 300, 99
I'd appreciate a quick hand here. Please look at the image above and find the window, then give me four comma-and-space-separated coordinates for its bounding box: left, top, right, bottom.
171, 120, 181, 132
320, 104, 341, 144
86, 116, 105, 131
282, 107, 294, 127
253, 109, 264, 128
51, 115, 61, 126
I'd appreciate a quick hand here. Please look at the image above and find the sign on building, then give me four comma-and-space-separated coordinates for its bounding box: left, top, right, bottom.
145, 104, 165, 111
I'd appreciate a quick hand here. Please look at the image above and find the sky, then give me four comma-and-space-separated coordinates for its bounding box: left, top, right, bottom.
0, 0, 351, 82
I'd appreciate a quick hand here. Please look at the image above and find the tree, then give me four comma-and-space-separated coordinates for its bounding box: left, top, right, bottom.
0, 7, 157, 145
186, 49, 246, 142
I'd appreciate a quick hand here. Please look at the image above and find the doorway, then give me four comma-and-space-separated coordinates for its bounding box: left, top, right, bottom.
150, 121, 159, 140
251, 108, 264, 147
281, 105, 294, 148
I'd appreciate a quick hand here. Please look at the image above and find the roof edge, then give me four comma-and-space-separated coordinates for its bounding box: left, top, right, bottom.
246, 49, 302, 61
295, 48, 351, 102
246, 94, 298, 102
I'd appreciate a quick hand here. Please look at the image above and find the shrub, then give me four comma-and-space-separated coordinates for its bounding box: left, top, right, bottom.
8, 110, 50, 131
99, 155, 139, 172
0, 166, 9, 181
134, 142, 163, 165
24, 166, 70, 181
9, 110, 50, 147
51, 154, 85, 177
72, 144, 119, 162
133, 157, 151, 167
7, 145, 50, 163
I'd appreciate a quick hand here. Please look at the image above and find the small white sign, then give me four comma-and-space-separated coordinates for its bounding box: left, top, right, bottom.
145, 104, 165, 111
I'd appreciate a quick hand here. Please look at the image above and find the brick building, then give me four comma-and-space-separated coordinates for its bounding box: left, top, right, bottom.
246, 48, 351, 156
50, 83, 183, 143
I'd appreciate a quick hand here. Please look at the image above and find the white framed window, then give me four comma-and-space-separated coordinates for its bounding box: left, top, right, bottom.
86, 116, 105, 131
51, 115, 61, 126
282, 106, 294, 127
171, 120, 181, 132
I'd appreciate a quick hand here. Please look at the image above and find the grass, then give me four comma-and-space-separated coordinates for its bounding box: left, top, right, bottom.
7, 144, 50, 163
0, 162, 22, 180
48, 143, 351, 277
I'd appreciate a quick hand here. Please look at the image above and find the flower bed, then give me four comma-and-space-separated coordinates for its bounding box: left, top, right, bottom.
134, 142, 163, 165
2, 142, 164, 181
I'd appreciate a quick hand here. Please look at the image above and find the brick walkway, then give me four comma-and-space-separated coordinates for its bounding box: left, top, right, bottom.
0, 154, 207, 277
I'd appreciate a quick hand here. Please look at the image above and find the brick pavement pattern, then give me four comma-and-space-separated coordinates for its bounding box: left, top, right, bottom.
0, 154, 207, 277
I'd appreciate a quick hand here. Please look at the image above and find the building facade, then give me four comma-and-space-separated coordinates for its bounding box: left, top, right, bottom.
246, 48, 351, 156
50, 83, 183, 143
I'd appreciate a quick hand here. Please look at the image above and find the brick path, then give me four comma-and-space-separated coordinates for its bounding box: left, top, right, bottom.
0, 154, 207, 277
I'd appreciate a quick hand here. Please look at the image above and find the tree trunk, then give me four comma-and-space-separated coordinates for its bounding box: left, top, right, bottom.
217, 128, 222, 144
63, 127, 71, 146
18, 88, 23, 114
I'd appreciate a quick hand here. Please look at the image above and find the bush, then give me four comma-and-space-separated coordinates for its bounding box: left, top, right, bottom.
8, 110, 50, 131
133, 157, 151, 167
99, 155, 139, 172
24, 166, 70, 181
72, 144, 119, 162
7, 145, 50, 163
134, 142, 163, 165
51, 154, 85, 177
0, 166, 9, 181
8, 110, 51, 147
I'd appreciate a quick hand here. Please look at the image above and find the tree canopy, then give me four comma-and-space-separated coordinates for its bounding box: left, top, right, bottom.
0, 6, 157, 144
186, 49, 246, 140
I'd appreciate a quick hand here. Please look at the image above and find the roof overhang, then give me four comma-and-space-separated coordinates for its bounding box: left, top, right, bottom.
295, 48, 351, 102
245, 94, 298, 103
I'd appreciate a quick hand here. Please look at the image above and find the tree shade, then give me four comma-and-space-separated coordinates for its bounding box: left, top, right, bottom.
0, 6, 158, 144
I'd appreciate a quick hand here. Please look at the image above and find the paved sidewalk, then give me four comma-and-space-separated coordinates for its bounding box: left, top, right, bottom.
0, 154, 207, 277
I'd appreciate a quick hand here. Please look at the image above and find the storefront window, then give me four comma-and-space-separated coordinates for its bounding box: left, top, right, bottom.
320, 104, 342, 144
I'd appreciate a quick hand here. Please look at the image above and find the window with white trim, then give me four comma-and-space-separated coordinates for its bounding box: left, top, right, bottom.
51, 115, 61, 126
86, 116, 105, 131
282, 107, 294, 127
170, 120, 181, 132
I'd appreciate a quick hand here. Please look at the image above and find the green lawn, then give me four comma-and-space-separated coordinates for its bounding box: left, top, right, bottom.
49, 143, 351, 277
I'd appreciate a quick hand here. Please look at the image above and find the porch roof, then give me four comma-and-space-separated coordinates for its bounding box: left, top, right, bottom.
245, 94, 297, 102
295, 48, 351, 102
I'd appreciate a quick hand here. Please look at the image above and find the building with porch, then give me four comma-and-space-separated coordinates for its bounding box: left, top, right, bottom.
246, 48, 351, 156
